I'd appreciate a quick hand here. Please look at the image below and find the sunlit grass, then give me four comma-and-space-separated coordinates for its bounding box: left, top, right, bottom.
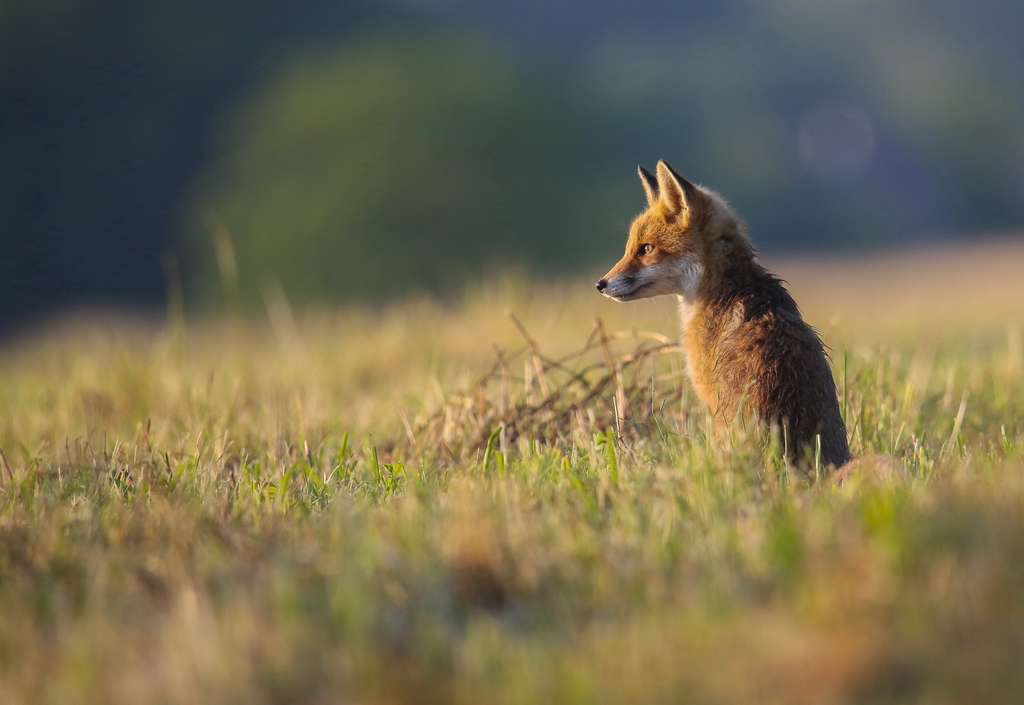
1, 241, 1023, 704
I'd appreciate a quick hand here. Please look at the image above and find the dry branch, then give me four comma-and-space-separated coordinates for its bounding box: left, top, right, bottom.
397, 317, 688, 460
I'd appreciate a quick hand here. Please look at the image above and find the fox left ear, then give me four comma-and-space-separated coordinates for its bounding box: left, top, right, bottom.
655, 160, 702, 224
638, 166, 659, 208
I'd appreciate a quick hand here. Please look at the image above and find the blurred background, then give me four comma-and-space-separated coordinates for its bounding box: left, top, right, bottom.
3, 0, 1024, 334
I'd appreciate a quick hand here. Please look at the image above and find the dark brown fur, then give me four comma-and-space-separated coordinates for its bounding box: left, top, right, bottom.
689, 252, 851, 467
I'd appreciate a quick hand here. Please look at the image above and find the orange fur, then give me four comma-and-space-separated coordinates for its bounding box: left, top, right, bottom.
597, 161, 851, 468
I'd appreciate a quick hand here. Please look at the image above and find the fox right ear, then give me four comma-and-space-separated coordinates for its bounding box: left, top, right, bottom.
638, 166, 659, 208
655, 160, 702, 224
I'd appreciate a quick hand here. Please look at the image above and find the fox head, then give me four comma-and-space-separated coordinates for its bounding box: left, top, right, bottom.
596, 161, 750, 302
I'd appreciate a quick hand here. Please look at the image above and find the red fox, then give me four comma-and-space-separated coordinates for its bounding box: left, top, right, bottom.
597, 161, 851, 469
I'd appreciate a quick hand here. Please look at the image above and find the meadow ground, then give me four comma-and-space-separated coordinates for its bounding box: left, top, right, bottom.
1, 238, 1023, 704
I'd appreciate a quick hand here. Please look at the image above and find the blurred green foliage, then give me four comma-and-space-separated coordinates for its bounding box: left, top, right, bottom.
185, 31, 617, 305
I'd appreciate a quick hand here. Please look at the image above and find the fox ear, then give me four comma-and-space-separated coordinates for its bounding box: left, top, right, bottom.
638, 166, 659, 208
655, 160, 701, 223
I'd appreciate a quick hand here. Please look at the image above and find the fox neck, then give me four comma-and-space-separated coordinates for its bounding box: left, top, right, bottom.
677, 222, 759, 328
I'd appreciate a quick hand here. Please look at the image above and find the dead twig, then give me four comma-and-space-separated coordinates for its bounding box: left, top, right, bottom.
396, 316, 688, 462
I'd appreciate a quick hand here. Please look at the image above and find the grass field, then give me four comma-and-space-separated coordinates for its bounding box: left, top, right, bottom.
1, 238, 1023, 704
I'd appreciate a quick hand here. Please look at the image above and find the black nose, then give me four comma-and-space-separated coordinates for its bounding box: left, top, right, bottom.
596, 279, 607, 292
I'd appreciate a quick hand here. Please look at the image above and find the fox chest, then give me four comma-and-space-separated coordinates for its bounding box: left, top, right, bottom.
680, 304, 762, 418
681, 332, 730, 413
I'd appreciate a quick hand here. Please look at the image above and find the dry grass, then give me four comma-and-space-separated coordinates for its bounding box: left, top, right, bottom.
0, 238, 1023, 704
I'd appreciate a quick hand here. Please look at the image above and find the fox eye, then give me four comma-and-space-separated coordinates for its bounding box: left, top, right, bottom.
639, 243, 654, 256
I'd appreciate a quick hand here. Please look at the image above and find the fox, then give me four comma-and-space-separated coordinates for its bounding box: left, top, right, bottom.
596, 161, 851, 469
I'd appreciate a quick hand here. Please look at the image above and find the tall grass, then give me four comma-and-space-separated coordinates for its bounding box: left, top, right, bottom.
1, 242, 1023, 704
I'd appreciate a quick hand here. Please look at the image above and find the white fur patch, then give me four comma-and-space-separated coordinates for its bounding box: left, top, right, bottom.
675, 256, 703, 326
675, 256, 703, 299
